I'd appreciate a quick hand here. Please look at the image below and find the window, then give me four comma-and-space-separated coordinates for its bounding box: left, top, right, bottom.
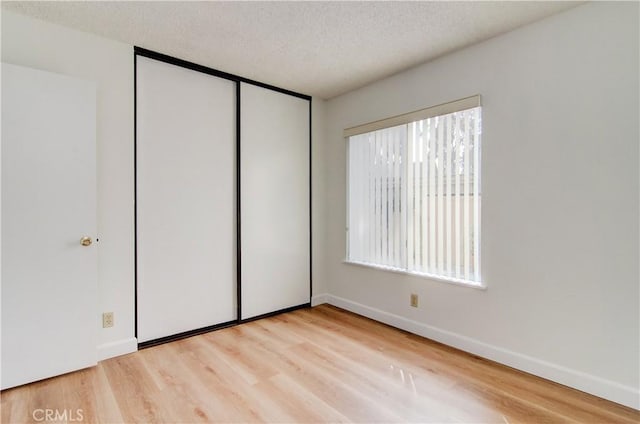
346, 96, 482, 287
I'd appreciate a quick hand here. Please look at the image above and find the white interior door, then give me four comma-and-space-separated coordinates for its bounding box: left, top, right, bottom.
1, 63, 97, 389
240, 83, 310, 320
136, 56, 236, 343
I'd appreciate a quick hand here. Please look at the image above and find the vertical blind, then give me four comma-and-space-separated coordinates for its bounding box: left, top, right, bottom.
348, 125, 407, 269
347, 100, 482, 285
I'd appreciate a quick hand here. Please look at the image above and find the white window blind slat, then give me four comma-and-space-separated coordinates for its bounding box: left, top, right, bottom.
388, 132, 393, 266
354, 135, 360, 260
456, 115, 462, 279
446, 114, 453, 276
368, 133, 375, 262
428, 119, 436, 272
383, 133, 388, 264
399, 129, 407, 269
437, 116, 444, 275
473, 109, 481, 281
380, 132, 387, 265
359, 135, 365, 262
374, 133, 384, 264
359, 135, 366, 261
393, 129, 402, 268
420, 122, 426, 272
408, 123, 416, 270
348, 137, 355, 259
463, 111, 471, 281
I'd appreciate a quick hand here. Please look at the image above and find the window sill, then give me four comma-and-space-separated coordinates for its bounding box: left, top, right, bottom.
343, 260, 487, 291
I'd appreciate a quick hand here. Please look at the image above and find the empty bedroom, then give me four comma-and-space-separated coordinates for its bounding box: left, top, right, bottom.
1, 1, 638, 423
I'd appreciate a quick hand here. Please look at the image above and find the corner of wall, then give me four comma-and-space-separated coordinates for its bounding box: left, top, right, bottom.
311, 97, 328, 297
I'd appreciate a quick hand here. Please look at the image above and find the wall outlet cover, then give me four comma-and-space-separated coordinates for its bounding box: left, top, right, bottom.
102, 312, 114, 328
410, 294, 418, 308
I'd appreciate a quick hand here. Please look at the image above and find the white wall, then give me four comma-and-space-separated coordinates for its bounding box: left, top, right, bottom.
1, 10, 328, 357
324, 2, 639, 409
2, 10, 136, 359
312, 97, 328, 302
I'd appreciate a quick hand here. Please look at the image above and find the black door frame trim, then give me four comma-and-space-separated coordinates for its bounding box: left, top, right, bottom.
134, 47, 311, 100
138, 320, 238, 349
134, 47, 312, 348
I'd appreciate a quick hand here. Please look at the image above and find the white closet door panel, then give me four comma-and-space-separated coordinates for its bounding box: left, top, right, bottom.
240, 83, 310, 319
137, 57, 236, 342
1, 63, 97, 389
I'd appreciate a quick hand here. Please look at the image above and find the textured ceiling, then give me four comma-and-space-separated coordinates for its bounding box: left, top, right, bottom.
2, 1, 580, 99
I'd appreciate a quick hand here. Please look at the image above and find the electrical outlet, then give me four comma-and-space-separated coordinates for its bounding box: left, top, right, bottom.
410, 294, 418, 308
102, 312, 114, 328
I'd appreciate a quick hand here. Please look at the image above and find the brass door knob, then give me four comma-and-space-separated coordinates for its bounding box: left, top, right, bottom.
80, 236, 92, 247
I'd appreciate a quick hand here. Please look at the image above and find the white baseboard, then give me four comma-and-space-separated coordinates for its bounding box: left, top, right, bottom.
97, 337, 137, 361
311, 293, 330, 306
327, 294, 640, 410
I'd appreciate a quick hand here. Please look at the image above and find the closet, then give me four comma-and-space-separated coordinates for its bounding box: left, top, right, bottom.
240, 83, 310, 320
135, 49, 310, 346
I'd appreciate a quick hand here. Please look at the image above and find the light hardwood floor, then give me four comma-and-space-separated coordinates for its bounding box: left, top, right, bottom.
2, 305, 638, 423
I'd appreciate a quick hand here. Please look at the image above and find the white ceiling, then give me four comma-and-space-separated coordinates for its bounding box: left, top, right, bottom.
2, 1, 581, 99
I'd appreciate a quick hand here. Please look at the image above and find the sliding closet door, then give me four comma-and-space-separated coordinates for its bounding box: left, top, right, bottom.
136, 56, 236, 343
240, 83, 310, 320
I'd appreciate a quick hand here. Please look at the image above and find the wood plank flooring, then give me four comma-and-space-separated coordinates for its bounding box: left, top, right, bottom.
2, 305, 638, 423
